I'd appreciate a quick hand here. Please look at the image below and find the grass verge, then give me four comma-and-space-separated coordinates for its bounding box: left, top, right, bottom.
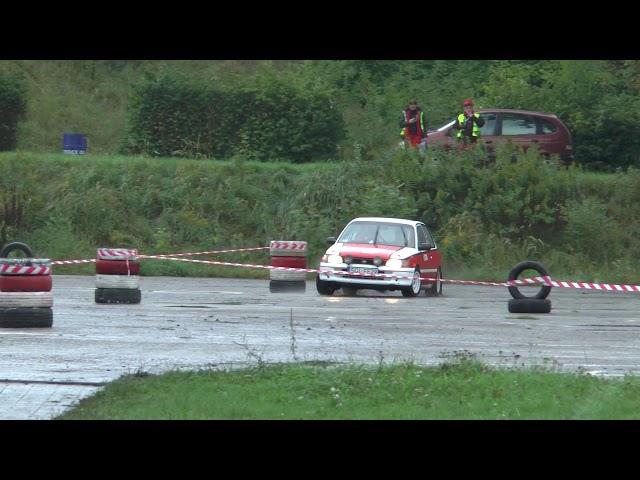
57, 360, 640, 420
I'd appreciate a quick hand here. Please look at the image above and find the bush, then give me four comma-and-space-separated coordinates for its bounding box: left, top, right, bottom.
123, 74, 345, 163
0, 73, 27, 151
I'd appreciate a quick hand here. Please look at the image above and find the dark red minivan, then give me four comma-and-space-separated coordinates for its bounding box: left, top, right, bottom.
427, 109, 573, 163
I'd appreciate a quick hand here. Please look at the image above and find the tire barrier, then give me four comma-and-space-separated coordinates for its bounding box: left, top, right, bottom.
95, 248, 141, 304
269, 241, 307, 292
0, 242, 53, 328
95, 258, 141, 275
0, 242, 33, 258
507, 260, 552, 314
95, 288, 142, 304
508, 298, 552, 314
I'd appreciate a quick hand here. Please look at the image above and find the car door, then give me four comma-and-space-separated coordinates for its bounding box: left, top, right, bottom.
496, 112, 538, 152
477, 111, 498, 155
416, 224, 441, 273
534, 115, 563, 157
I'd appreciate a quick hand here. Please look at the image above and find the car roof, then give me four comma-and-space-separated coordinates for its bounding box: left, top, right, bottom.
477, 108, 559, 119
348, 217, 420, 227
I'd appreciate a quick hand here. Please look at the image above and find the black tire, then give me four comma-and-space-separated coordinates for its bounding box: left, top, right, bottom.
401, 269, 421, 297
0, 242, 34, 258
316, 275, 336, 296
425, 267, 443, 297
507, 261, 552, 300
508, 298, 552, 314
95, 288, 141, 304
0, 307, 53, 328
269, 280, 306, 294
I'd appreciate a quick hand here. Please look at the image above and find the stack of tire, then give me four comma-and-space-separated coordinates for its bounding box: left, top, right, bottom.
95, 248, 141, 304
507, 261, 552, 314
269, 241, 307, 293
0, 242, 53, 328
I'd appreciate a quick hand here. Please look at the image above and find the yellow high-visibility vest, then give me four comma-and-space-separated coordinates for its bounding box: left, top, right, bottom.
456, 113, 481, 138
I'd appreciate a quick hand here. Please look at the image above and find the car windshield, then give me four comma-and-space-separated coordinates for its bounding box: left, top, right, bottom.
338, 222, 415, 247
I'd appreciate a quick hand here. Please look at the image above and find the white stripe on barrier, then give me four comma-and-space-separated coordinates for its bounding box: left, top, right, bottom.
0, 265, 51, 275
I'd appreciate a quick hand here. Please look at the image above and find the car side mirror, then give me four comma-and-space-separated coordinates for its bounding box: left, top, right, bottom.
326, 236, 337, 245
419, 242, 433, 251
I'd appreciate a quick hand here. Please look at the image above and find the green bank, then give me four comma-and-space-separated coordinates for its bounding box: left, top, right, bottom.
1, 148, 638, 283
57, 361, 640, 420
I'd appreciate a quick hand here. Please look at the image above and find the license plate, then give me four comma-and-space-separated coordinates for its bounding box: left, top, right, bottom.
349, 266, 378, 275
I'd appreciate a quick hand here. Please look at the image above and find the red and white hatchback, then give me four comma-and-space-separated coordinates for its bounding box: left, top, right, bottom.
316, 217, 443, 297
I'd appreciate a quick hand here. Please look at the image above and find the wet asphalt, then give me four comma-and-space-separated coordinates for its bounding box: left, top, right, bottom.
1, 275, 639, 419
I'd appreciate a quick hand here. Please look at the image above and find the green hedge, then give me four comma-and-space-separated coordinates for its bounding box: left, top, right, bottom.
123, 75, 344, 162
0, 73, 27, 151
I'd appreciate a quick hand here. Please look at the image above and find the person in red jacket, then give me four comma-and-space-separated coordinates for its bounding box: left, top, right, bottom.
399, 99, 427, 149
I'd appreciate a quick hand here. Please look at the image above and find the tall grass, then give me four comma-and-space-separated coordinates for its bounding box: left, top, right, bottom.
1, 149, 637, 283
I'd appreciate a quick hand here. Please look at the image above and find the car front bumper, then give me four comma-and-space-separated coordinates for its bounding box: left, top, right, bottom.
318, 263, 415, 288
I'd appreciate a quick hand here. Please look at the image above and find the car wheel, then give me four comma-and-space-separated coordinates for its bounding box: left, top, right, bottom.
401, 269, 421, 297
425, 267, 442, 297
342, 287, 358, 296
316, 275, 335, 296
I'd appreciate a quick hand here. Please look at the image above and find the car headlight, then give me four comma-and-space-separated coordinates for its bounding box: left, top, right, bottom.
326, 254, 343, 264
385, 258, 406, 269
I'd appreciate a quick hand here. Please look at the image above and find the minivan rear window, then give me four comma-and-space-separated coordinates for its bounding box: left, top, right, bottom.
539, 119, 558, 134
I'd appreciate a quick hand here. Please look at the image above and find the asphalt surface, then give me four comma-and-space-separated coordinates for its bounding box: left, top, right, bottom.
1, 275, 639, 419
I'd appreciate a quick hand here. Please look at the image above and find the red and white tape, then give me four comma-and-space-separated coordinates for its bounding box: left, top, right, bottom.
0, 265, 51, 275
139, 246, 270, 258
47, 245, 640, 294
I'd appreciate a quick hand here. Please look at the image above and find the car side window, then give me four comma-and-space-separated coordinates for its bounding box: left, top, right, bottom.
479, 113, 497, 136
417, 225, 436, 249
419, 225, 436, 248
501, 114, 537, 136
417, 226, 428, 246
538, 119, 558, 134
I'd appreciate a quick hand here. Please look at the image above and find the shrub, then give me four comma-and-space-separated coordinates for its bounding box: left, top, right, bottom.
123, 74, 345, 163
0, 73, 27, 151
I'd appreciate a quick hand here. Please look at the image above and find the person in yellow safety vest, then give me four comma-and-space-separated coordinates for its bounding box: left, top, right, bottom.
453, 98, 485, 148
399, 99, 427, 149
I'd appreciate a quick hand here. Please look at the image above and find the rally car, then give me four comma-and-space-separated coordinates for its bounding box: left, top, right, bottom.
316, 217, 443, 297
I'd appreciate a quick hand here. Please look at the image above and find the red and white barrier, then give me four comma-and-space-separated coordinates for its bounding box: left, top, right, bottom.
269, 241, 307, 284
95, 248, 141, 304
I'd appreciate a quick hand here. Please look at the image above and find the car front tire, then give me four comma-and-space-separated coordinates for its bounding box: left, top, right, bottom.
401, 269, 421, 297
316, 275, 336, 296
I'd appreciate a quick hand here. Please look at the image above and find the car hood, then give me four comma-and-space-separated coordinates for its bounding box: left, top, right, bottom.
327, 243, 417, 260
